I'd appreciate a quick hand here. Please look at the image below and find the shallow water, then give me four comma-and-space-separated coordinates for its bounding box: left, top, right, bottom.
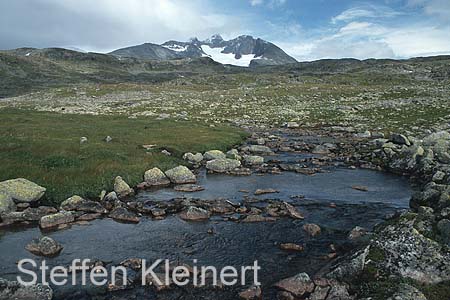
0, 164, 412, 299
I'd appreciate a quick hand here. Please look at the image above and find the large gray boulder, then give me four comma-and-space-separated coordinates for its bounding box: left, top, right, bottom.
204, 150, 226, 161
144, 168, 170, 186
0, 278, 53, 300
0, 178, 46, 203
114, 176, 134, 198
206, 159, 241, 173
183, 152, 204, 164
165, 166, 196, 184
39, 212, 74, 229
0, 192, 15, 215
243, 155, 264, 166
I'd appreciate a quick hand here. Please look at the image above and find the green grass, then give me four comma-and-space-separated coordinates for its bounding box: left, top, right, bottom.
0, 109, 248, 206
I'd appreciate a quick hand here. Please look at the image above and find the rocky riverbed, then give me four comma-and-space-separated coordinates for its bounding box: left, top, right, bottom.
1, 124, 450, 299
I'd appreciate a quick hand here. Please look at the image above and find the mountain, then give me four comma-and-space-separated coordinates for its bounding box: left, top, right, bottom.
109, 35, 297, 67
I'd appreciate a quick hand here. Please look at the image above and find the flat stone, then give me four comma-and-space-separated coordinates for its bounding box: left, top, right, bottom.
109, 207, 140, 223
244, 155, 264, 166
204, 150, 226, 161
280, 243, 304, 252
241, 215, 277, 223
174, 184, 205, 192
0, 178, 46, 203
60, 195, 104, 213
284, 202, 304, 219
179, 206, 210, 221
254, 188, 279, 195
243, 145, 273, 155
39, 212, 74, 229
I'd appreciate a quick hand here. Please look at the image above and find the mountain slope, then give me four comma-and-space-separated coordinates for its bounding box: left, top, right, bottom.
109, 35, 297, 67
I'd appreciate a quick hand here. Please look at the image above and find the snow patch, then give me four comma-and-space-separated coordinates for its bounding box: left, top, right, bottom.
25, 52, 31, 57
201, 45, 260, 67
163, 44, 187, 52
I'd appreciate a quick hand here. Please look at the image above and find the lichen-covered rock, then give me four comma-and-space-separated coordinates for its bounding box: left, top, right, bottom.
386, 283, 427, 300
239, 285, 262, 300
370, 214, 450, 284
109, 207, 140, 223
226, 149, 241, 160
206, 159, 241, 173
179, 206, 210, 221
173, 184, 205, 192
26, 236, 63, 257
183, 152, 204, 164
165, 166, 196, 184
0, 278, 53, 300
114, 176, 134, 198
144, 167, 170, 186
1, 206, 57, 224
60, 195, 104, 213
274, 272, 315, 298
39, 211, 74, 229
0, 178, 46, 203
243, 155, 264, 166
0, 192, 15, 215
303, 223, 322, 237
204, 150, 226, 161
242, 145, 273, 155
390, 133, 411, 146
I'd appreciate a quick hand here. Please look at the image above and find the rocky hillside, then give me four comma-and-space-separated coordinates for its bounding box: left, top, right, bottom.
110, 34, 298, 67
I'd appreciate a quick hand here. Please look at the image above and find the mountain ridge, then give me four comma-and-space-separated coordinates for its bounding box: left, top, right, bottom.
109, 34, 298, 67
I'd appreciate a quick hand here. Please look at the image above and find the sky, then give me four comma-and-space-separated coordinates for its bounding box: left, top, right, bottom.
0, 0, 449, 61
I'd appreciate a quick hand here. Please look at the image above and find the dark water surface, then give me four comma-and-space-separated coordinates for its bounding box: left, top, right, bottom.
0, 166, 412, 299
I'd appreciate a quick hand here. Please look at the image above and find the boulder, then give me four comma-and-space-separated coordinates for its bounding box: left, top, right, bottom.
179, 206, 210, 221
144, 168, 170, 186
109, 207, 140, 223
0, 192, 15, 216
243, 155, 264, 166
102, 191, 120, 210
39, 212, 74, 229
0, 278, 52, 300
204, 150, 226, 161
80, 137, 88, 144
0, 178, 46, 203
432, 171, 446, 183
284, 202, 304, 219
165, 166, 196, 184
390, 133, 411, 146
1, 206, 57, 224
183, 152, 203, 164
303, 223, 321, 237
206, 159, 241, 173
286, 122, 300, 129
26, 236, 63, 257
242, 145, 273, 155
60, 195, 104, 213
114, 176, 134, 198
226, 149, 242, 160
274, 272, 314, 298
254, 188, 279, 195
312, 145, 330, 154
437, 219, 450, 245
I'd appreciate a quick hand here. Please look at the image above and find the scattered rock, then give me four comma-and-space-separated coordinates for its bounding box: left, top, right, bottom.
60, 195, 104, 213
0, 178, 46, 203
226, 149, 241, 160
243, 145, 273, 155
303, 223, 321, 237
39, 212, 74, 229
206, 158, 241, 173
179, 206, 210, 221
387, 283, 427, 300
165, 166, 196, 184
104, 136, 112, 143
348, 226, 368, 241
243, 155, 264, 166
174, 184, 205, 192
239, 285, 262, 300
114, 176, 134, 198
241, 215, 276, 223
161, 149, 171, 156
26, 236, 63, 257
274, 272, 314, 298
286, 122, 300, 129
351, 185, 369, 192
0, 278, 53, 300
390, 133, 411, 146
312, 145, 330, 154
80, 137, 88, 144
109, 207, 140, 223
280, 243, 304, 252
144, 167, 171, 186
204, 150, 226, 161
432, 171, 446, 183
254, 188, 279, 195
284, 202, 304, 219
183, 152, 203, 164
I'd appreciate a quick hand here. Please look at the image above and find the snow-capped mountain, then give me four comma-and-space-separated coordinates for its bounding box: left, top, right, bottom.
109, 35, 297, 67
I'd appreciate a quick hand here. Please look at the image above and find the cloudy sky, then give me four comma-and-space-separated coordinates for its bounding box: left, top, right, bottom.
1, 0, 449, 61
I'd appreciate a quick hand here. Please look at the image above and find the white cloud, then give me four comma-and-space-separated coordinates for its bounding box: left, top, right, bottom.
0, 0, 243, 52
332, 4, 402, 24
408, 0, 450, 21
250, 0, 264, 6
